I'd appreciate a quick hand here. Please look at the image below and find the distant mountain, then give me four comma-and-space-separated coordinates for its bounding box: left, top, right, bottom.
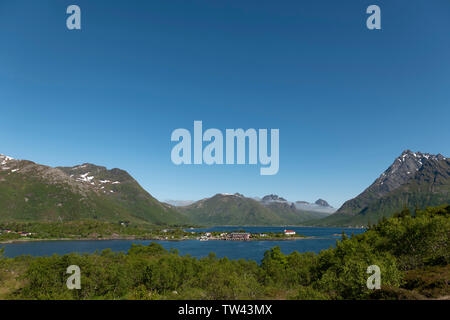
164, 200, 195, 207
294, 200, 336, 214
179, 193, 330, 226
259, 194, 333, 219
261, 194, 287, 202
0, 154, 188, 225
262, 201, 330, 222
314, 150, 450, 227
315, 199, 330, 207
179, 193, 285, 226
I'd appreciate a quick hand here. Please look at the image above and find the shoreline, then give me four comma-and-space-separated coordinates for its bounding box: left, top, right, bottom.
0, 236, 183, 244
0, 235, 328, 245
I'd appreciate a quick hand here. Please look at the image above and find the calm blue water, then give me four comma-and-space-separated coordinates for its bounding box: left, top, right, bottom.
1, 227, 365, 262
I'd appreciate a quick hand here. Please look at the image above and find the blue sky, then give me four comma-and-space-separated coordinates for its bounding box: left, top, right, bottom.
0, 0, 449, 207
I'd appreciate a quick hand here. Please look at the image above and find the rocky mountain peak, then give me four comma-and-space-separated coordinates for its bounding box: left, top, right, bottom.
262, 194, 287, 202
373, 150, 447, 194
315, 199, 331, 207
333, 150, 450, 220
0, 154, 23, 173
0, 154, 16, 166
0, 154, 14, 160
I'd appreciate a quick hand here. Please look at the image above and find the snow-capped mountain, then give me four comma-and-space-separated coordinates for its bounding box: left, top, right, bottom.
372, 150, 447, 194
0, 153, 187, 224
316, 150, 450, 226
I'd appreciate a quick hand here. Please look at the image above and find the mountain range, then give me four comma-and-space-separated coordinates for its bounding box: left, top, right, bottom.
1, 150, 448, 227
176, 193, 331, 226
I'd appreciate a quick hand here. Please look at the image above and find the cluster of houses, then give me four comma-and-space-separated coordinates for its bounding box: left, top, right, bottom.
227, 232, 251, 240
198, 229, 297, 241
199, 232, 252, 241
0, 229, 33, 237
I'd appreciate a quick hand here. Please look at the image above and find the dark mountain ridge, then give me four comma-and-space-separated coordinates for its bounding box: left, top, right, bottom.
314, 150, 450, 226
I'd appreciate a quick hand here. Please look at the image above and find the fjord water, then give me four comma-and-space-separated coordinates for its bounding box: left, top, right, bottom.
1, 227, 365, 262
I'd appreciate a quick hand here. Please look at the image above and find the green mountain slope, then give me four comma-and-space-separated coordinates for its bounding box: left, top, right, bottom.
313, 150, 450, 227
0, 155, 188, 225
179, 193, 285, 225
179, 193, 326, 226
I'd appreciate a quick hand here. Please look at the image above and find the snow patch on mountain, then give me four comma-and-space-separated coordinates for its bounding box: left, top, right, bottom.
0, 154, 14, 166
77, 172, 94, 183
374, 150, 447, 191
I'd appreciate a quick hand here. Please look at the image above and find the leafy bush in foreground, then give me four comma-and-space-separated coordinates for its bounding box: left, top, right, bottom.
0, 205, 448, 300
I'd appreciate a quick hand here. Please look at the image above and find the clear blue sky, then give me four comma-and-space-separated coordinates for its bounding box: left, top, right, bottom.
1, 0, 449, 207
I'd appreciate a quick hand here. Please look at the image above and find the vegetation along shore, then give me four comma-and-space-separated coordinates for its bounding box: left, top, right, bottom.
0, 205, 448, 300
